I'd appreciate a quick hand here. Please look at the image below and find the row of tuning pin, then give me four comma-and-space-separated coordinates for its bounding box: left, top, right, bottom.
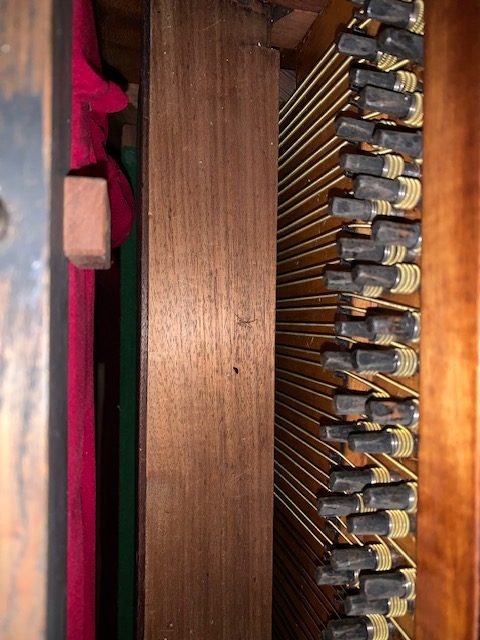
317, 2, 424, 638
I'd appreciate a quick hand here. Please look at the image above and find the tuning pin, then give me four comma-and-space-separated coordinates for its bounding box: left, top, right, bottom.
337, 237, 416, 265
338, 312, 420, 344
365, 0, 425, 34
323, 267, 363, 293
329, 466, 401, 493
331, 543, 398, 572
344, 594, 410, 618
328, 196, 397, 221
363, 482, 418, 512
318, 493, 369, 517
371, 219, 421, 250
341, 152, 421, 179
337, 32, 380, 61
335, 115, 376, 143
348, 510, 416, 538
348, 427, 417, 457
321, 351, 356, 372
337, 237, 390, 263
377, 27, 424, 66
333, 392, 370, 416
355, 86, 423, 127
336, 318, 375, 340
351, 263, 421, 295
365, 397, 419, 426
319, 423, 358, 443
352, 346, 419, 377
366, 312, 421, 342
373, 127, 422, 158
349, 66, 420, 93
323, 616, 395, 640
359, 568, 416, 601
353, 175, 421, 209
315, 564, 358, 586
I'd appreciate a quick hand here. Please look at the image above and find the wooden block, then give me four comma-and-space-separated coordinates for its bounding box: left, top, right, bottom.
63, 176, 111, 269
271, 9, 318, 50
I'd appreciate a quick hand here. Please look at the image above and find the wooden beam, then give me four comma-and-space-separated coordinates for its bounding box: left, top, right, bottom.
139, 1, 278, 638
0, 0, 70, 638
266, 0, 329, 11
417, 2, 480, 639
271, 9, 318, 50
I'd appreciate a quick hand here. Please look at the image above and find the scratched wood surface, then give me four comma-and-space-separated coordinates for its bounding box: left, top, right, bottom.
416, 2, 480, 639
139, 1, 278, 638
0, 0, 70, 638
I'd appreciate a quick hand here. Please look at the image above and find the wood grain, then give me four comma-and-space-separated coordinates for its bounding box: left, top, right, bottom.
416, 2, 480, 639
0, 0, 70, 638
64, 176, 111, 269
139, 1, 278, 638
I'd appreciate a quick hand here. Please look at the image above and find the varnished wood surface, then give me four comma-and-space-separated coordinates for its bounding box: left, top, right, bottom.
417, 2, 480, 639
140, 1, 278, 638
0, 0, 70, 638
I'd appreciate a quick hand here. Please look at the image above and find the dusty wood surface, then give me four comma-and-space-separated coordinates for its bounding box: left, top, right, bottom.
139, 1, 278, 638
417, 2, 480, 638
64, 176, 111, 269
0, 0, 70, 638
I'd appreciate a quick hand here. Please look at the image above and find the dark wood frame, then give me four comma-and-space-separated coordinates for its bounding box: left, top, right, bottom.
417, 2, 480, 638
0, 1, 71, 638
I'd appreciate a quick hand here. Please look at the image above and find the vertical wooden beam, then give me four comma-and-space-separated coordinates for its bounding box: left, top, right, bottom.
417, 2, 480, 639
0, 0, 70, 638
139, 1, 278, 638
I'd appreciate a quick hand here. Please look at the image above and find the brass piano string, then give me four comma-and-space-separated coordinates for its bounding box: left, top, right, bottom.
278, 141, 349, 197
277, 240, 338, 266
276, 367, 337, 392
279, 141, 349, 196
279, 78, 351, 151
274, 489, 335, 547
274, 419, 353, 468
274, 523, 339, 619
280, 57, 352, 142
272, 565, 320, 640
275, 471, 357, 549
276, 270, 340, 290
277, 202, 330, 242
342, 296, 419, 313
276, 395, 337, 425
279, 94, 351, 164
273, 555, 329, 637
277, 173, 345, 219
279, 164, 343, 213
275, 442, 330, 483
277, 209, 330, 241
278, 221, 341, 254
279, 16, 359, 121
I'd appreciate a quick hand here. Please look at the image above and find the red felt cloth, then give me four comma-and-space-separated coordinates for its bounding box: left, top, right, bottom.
68, 0, 135, 638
